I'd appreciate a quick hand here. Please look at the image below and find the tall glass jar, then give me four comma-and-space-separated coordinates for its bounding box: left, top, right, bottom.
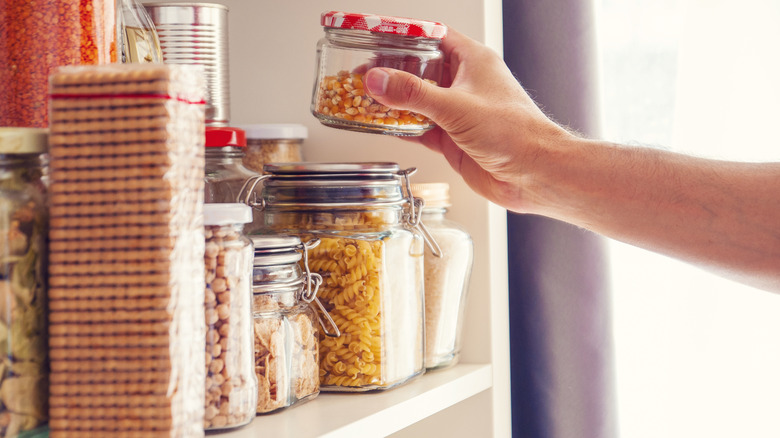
410, 183, 473, 370
0, 0, 117, 127
251, 235, 325, 413
204, 126, 262, 233
311, 11, 446, 136
0, 128, 49, 437
251, 162, 427, 392
203, 203, 257, 431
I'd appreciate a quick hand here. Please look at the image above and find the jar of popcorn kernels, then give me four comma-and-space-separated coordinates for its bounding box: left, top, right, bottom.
238, 124, 307, 174
203, 203, 257, 430
311, 11, 446, 136
254, 162, 429, 392
251, 235, 328, 413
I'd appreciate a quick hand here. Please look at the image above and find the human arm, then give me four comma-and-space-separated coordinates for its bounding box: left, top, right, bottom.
362, 28, 780, 292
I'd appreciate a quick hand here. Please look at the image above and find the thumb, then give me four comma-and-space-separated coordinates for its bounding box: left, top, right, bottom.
363, 68, 450, 122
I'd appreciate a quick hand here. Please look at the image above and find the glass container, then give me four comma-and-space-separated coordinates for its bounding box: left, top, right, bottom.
203, 203, 257, 430
251, 235, 326, 413
410, 183, 473, 369
0, 128, 49, 437
250, 162, 428, 391
0, 0, 117, 127
238, 124, 307, 174
311, 11, 446, 136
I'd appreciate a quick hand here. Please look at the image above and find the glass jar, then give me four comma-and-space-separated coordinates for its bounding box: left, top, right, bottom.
0, 0, 116, 127
252, 162, 427, 391
311, 11, 446, 136
251, 235, 328, 413
204, 126, 262, 233
203, 203, 257, 431
410, 183, 474, 370
238, 124, 307, 174
0, 128, 49, 437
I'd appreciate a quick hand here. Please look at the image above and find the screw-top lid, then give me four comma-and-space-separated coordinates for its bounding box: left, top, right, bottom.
205, 127, 246, 148
0, 128, 48, 154
238, 124, 308, 140
204, 203, 253, 225
409, 182, 451, 208
321, 11, 447, 39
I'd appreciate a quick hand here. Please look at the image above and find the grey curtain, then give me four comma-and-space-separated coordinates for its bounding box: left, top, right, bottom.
503, 2, 617, 438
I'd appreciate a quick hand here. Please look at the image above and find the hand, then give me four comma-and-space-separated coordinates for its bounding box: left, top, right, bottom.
363, 28, 575, 213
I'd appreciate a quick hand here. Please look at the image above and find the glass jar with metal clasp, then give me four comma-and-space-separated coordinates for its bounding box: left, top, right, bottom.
242, 162, 440, 392
251, 235, 338, 413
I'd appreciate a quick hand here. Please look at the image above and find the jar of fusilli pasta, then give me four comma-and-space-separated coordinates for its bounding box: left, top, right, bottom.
250, 162, 427, 392
251, 235, 326, 412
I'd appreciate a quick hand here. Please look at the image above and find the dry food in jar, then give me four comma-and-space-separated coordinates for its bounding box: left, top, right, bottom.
238, 124, 307, 174
0, 0, 116, 127
410, 183, 474, 369
311, 11, 446, 136
0, 128, 49, 437
251, 235, 321, 413
258, 163, 426, 391
204, 204, 257, 430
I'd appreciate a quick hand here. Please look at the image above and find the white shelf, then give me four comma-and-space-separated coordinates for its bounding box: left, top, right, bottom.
223, 363, 492, 438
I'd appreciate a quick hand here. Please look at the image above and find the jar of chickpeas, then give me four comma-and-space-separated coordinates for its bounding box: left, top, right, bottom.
251, 235, 328, 412
252, 162, 427, 391
311, 11, 446, 136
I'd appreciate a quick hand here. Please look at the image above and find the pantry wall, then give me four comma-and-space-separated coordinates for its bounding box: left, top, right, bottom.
151, 0, 508, 436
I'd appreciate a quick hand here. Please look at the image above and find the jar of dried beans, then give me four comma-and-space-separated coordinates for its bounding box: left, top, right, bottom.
203, 203, 257, 430
0, 0, 116, 127
0, 128, 49, 437
311, 11, 446, 136
238, 124, 307, 174
251, 235, 328, 413
250, 162, 428, 391
410, 183, 473, 370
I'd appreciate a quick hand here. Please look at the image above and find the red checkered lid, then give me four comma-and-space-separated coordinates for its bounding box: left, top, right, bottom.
321, 11, 447, 39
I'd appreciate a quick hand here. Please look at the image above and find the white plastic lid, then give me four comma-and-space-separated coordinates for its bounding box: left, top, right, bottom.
0, 128, 48, 154
204, 203, 253, 225
237, 124, 308, 140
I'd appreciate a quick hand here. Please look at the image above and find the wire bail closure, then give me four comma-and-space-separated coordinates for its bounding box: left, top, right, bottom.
300, 237, 340, 338
399, 168, 442, 258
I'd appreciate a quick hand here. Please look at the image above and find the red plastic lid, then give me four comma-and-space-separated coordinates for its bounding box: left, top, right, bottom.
205, 127, 246, 148
321, 11, 447, 39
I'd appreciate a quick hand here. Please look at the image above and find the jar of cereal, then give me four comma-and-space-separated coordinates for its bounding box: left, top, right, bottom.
311, 11, 446, 136
252, 162, 427, 391
203, 203, 257, 430
410, 183, 473, 370
251, 235, 327, 413
238, 124, 307, 174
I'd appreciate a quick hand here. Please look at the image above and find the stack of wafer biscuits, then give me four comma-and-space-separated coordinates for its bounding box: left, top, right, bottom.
46, 64, 207, 437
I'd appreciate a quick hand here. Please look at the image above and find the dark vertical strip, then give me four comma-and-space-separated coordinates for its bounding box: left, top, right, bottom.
502, 2, 617, 438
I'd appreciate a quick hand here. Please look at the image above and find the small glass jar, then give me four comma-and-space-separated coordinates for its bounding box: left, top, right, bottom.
251, 235, 326, 413
311, 11, 447, 136
204, 126, 262, 233
410, 183, 474, 370
203, 203, 257, 431
252, 162, 427, 391
0, 128, 49, 437
238, 124, 307, 174
0, 0, 116, 127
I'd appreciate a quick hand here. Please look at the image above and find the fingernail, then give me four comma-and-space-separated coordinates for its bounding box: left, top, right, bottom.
365, 68, 390, 96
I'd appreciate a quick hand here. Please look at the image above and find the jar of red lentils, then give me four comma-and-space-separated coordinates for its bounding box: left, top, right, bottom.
0, 0, 117, 127
311, 11, 446, 136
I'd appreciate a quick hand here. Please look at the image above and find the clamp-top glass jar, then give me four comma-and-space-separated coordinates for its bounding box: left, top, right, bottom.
248, 162, 427, 391
311, 11, 446, 136
251, 235, 328, 413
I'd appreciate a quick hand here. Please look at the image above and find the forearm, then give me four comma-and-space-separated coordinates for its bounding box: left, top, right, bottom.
527, 137, 780, 292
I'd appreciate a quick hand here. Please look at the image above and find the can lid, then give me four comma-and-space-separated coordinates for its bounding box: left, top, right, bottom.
205, 127, 246, 148
0, 128, 48, 154
204, 203, 253, 225
321, 11, 447, 39
409, 182, 451, 208
238, 124, 308, 140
